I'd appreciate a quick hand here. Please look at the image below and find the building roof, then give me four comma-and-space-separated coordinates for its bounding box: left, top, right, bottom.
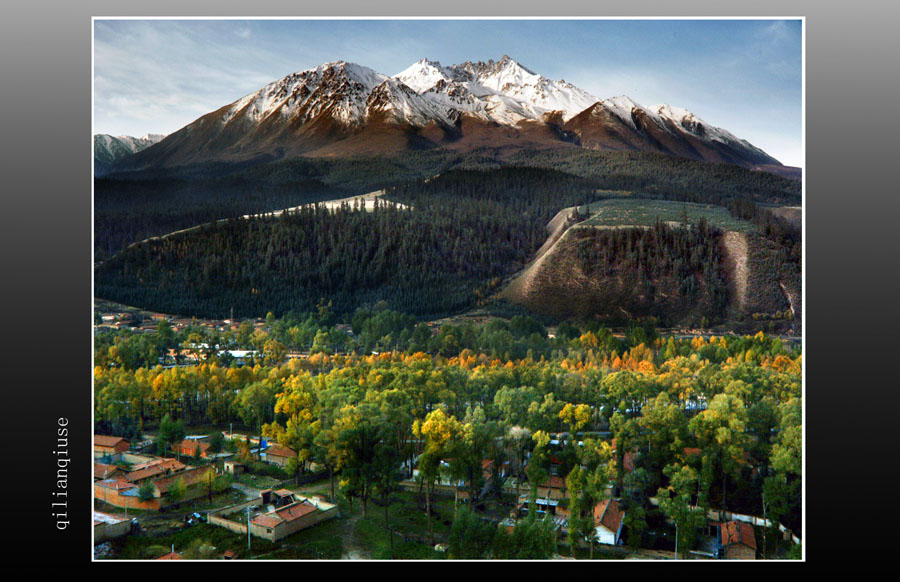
153, 466, 215, 493
177, 439, 211, 453
96, 478, 138, 493
156, 552, 184, 560
593, 498, 625, 533
611, 438, 637, 473
130, 458, 184, 472
623, 451, 636, 473
273, 489, 295, 497
540, 475, 567, 490
683, 447, 702, 457
125, 459, 186, 483
95, 435, 129, 448
720, 520, 757, 550
276, 500, 318, 522
266, 444, 297, 458
252, 499, 319, 528
94, 463, 119, 480
252, 513, 283, 528
93, 511, 128, 525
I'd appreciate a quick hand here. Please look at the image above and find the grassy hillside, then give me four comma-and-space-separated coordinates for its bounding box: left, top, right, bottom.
576, 199, 758, 233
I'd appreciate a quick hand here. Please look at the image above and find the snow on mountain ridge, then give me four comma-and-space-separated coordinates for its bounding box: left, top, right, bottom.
225, 60, 389, 126
393, 55, 598, 124
217, 57, 743, 136
145, 56, 774, 165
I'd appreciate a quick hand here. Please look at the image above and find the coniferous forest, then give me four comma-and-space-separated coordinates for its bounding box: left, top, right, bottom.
94, 149, 800, 259
95, 158, 800, 323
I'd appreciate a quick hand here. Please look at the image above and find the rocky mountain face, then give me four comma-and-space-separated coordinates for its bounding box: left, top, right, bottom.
94, 133, 165, 175
107, 56, 783, 172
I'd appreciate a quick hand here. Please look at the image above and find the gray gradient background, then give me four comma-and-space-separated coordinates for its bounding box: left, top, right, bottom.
3, 0, 895, 562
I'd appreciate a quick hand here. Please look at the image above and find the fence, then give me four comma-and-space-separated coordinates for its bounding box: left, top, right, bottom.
648, 497, 801, 545
206, 498, 259, 535
273, 470, 328, 488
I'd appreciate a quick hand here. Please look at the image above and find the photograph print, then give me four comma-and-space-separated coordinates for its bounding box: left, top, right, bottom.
92, 17, 803, 561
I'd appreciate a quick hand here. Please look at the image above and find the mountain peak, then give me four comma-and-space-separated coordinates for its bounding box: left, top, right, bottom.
394, 58, 452, 93
111, 56, 780, 171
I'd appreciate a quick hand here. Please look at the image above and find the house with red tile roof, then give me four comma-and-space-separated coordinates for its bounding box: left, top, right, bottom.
94, 463, 121, 481
535, 475, 568, 500
264, 444, 298, 468
205, 494, 338, 542
124, 459, 186, 483
94, 435, 130, 458
481, 458, 509, 484
715, 520, 757, 560
94, 465, 217, 511
248, 497, 337, 541
592, 498, 626, 545
174, 439, 211, 459
515, 475, 570, 520
153, 465, 217, 496
610, 438, 637, 473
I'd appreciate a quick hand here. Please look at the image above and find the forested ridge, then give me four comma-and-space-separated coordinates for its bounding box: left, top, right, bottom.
95, 169, 602, 319
568, 219, 730, 322
95, 149, 800, 259
95, 163, 800, 323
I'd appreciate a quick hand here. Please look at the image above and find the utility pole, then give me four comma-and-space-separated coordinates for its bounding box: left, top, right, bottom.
675, 522, 678, 560
246, 506, 252, 553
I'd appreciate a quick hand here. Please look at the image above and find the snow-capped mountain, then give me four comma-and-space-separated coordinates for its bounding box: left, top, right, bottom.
394, 55, 598, 124
114, 57, 782, 171
94, 133, 166, 175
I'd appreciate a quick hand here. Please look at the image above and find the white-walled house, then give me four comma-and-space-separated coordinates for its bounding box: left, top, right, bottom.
592, 498, 626, 545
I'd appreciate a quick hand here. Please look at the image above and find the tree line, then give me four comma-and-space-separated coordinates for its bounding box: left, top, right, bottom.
95, 319, 802, 555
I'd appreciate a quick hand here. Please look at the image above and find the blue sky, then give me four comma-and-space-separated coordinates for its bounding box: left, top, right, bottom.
94, 19, 802, 166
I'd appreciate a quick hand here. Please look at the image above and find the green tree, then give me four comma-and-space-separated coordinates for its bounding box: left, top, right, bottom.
413, 408, 464, 544
138, 480, 156, 502
236, 381, 276, 459
448, 506, 497, 559
208, 432, 225, 454
688, 393, 749, 509
157, 414, 186, 459
492, 512, 558, 559
167, 477, 187, 504
657, 464, 705, 558
334, 404, 384, 518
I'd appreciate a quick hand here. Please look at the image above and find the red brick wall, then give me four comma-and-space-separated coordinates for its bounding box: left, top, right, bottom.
94, 484, 160, 511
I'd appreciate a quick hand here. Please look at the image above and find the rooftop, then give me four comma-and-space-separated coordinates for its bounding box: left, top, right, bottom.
94, 463, 119, 480
266, 444, 297, 458
93, 511, 129, 525
153, 466, 216, 493
95, 435, 128, 448
719, 520, 757, 550
593, 498, 625, 532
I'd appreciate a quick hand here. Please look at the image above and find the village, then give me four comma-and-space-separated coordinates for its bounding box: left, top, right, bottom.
94, 425, 793, 560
